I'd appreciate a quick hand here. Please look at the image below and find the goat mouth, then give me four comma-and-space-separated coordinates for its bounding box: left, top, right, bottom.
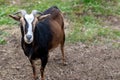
24, 39, 32, 44
24, 35, 33, 44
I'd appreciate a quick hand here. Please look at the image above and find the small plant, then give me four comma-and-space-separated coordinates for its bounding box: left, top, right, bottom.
0, 38, 6, 45
0, 30, 8, 45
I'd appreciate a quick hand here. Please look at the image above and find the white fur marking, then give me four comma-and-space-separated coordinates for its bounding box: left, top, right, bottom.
24, 14, 34, 44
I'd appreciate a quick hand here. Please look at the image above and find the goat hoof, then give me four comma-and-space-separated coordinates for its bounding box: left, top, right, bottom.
35, 77, 39, 80
63, 61, 68, 66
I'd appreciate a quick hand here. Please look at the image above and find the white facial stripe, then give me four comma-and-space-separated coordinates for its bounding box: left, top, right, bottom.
24, 14, 34, 44
24, 14, 34, 35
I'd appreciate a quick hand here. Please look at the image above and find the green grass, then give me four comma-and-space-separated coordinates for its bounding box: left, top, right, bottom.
0, 0, 120, 47
67, 13, 120, 44
66, 0, 120, 47
0, 30, 8, 45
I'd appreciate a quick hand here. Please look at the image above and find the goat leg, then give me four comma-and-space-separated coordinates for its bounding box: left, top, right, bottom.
60, 45, 65, 64
60, 36, 65, 64
40, 55, 48, 80
30, 60, 38, 80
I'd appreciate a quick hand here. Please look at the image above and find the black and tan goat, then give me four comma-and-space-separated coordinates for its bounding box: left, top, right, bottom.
9, 6, 65, 80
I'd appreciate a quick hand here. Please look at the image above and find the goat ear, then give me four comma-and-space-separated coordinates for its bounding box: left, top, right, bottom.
9, 14, 21, 21
38, 14, 50, 21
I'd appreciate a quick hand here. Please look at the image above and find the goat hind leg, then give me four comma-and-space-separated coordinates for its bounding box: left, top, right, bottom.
60, 33, 65, 64
60, 43, 65, 64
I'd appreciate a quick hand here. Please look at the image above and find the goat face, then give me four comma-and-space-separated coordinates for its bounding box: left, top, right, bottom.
21, 14, 35, 44
9, 10, 50, 44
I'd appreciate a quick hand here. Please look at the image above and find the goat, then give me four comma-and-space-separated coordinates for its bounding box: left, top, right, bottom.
9, 6, 65, 80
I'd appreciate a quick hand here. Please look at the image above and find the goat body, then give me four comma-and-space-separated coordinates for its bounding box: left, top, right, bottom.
10, 6, 65, 80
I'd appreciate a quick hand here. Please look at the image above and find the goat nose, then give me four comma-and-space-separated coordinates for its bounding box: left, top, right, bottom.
26, 35, 32, 40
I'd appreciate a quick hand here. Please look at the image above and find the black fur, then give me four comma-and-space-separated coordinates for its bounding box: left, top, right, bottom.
21, 19, 52, 60
20, 6, 59, 61
43, 6, 59, 15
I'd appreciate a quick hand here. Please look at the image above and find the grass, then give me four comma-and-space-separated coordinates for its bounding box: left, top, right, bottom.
66, 0, 120, 47
0, 30, 8, 44
0, 0, 120, 47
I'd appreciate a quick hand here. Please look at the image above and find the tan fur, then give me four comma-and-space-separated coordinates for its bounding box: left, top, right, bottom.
46, 9, 65, 67
49, 20, 64, 49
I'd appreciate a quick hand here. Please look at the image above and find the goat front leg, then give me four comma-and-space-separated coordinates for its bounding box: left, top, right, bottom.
40, 55, 48, 80
30, 59, 38, 80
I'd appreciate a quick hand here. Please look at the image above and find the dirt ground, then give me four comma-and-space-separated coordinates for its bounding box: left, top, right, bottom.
0, 17, 120, 80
